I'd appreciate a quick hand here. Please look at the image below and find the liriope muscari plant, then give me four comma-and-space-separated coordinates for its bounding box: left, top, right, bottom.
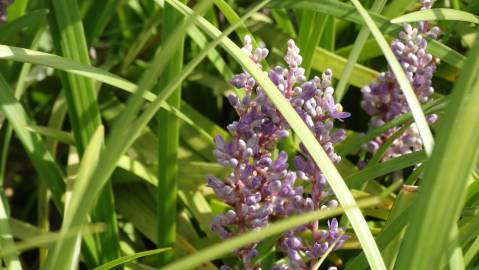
207, 36, 349, 270
361, 0, 439, 161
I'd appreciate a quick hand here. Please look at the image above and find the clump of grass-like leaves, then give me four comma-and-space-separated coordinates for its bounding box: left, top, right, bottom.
0, 0, 478, 270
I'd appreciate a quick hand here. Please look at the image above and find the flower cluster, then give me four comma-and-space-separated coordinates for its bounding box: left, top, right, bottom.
208, 36, 349, 270
361, 0, 439, 161
0, 0, 12, 22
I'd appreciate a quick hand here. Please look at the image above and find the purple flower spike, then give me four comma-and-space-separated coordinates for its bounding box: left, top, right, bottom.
360, 1, 439, 161
208, 35, 350, 269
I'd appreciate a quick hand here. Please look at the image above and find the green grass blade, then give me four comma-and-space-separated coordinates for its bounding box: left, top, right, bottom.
311, 46, 379, 88
368, 124, 410, 166
93, 248, 171, 270
345, 205, 411, 270
83, 0, 125, 44
382, 0, 417, 18
26, 125, 75, 145
42, 126, 104, 270
166, 1, 386, 269
0, 197, 22, 270
346, 151, 427, 189
271, 9, 296, 37
163, 197, 382, 270
335, 0, 386, 101
46, 0, 120, 263
393, 36, 479, 270
120, 7, 162, 72
381, 186, 417, 268
0, 74, 65, 208
391, 8, 479, 24
46, 0, 101, 153
157, 0, 185, 265
212, 0, 252, 43
297, 11, 327, 77
0, 223, 105, 257
350, 0, 434, 156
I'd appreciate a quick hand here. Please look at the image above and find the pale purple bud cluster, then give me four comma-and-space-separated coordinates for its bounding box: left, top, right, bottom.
0, 0, 12, 22
361, 1, 439, 161
208, 36, 349, 269
275, 218, 349, 269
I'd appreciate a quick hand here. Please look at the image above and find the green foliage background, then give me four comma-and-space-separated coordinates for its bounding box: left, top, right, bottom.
0, 0, 478, 269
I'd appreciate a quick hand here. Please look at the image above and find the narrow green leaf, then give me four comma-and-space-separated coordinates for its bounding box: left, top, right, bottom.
212, 0, 253, 44
350, 0, 434, 156
297, 11, 327, 77
0, 74, 65, 207
311, 46, 379, 88
43, 126, 105, 270
271, 9, 296, 37
46, 0, 119, 263
93, 248, 171, 270
83, 0, 125, 44
394, 36, 479, 270
345, 205, 411, 270
0, 197, 22, 269
346, 151, 427, 189
391, 8, 479, 24
382, 0, 417, 18
157, 0, 185, 265
26, 125, 75, 145
335, 0, 387, 101
0, 223, 105, 257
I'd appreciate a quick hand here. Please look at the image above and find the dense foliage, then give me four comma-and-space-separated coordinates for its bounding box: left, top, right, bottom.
0, 0, 478, 270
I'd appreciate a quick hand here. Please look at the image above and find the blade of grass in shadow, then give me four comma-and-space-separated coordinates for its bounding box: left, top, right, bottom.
346, 151, 427, 189
0, 197, 22, 269
311, 47, 379, 88
381, 186, 417, 268
335, 0, 386, 101
0, 223, 105, 257
166, 1, 386, 269
345, 204, 412, 270
46, 0, 119, 263
393, 36, 479, 270
382, 0, 417, 18
163, 197, 383, 270
83, 0, 126, 44
350, 0, 434, 156
0, 74, 65, 207
297, 10, 327, 77
156, 0, 185, 265
94, 248, 171, 270
391, 8, 479, 24
120, 6, 162, 72
271, 9, 296, 37
319, 15, 335, 51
